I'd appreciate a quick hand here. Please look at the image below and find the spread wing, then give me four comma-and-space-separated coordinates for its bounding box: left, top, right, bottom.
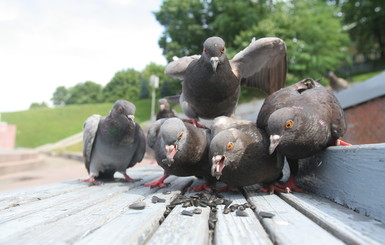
82, 114, 101, 172
164, 55, 201, 80
230, 37, 287, 95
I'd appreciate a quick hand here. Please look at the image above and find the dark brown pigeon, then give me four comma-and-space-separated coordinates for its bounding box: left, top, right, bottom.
209, 116, 283, 188
257, 78, 349, 192
81, 100, 146, 185
145, 117, 214, 190
165, 36, 287, 121
156, 98, 176, 120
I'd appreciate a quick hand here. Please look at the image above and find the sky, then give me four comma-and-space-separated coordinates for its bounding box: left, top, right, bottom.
0, 0, 166, 113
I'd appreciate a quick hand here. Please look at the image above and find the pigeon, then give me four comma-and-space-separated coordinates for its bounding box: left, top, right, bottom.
328, 71, 349, 92
145, 117, 214, 190
165, 36, 287, 121
81, 100, 146, 185
156, 98, 177, 120
209, 116, 283, 188
257, 78, 349, 192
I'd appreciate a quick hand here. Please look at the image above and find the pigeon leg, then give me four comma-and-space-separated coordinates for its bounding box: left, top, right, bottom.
144, 174, 170, 188
260, 184, 288, 194
188, 182, 212, 192
181, 119, 208, 129
122, 173, 142, 182
80, 174, 101, 185
335, 139, 352, 146
274, 158, 302, 192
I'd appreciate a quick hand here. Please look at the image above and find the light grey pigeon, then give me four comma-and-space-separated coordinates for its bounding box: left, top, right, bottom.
209, 116, 282, 188
82, 100, 146, 185
257, 78, 350, 192
145, 117, 214, 190
328, 71, 349, 92
165, 36, 287, 121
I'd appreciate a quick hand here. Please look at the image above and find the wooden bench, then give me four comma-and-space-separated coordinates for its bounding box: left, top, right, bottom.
1, 144, 384, 244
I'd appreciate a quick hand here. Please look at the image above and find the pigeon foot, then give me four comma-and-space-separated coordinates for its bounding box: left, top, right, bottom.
80, 176, 102, 185
335, 139, 352, 146
181, 119, 208, 129
122, 173, 142, 182
214, 185, 239, 192
144, 174, 170, 188
275, 175, 302, 192
188, 183, 212, 192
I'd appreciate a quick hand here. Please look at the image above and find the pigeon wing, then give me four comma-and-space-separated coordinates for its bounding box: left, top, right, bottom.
82, 114, 102, 172
128, 123, 147, 168
230, 37, 287, 95
164, 55, 201, 80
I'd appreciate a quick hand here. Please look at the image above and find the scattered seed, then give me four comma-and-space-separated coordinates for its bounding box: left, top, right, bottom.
223, 208, 230, 214
239, 206, 245, 211
129, 201, 145, 210
243, 203, 251, 208
181, 210, 194, 216
162, 190, 171, 195
236, 209, 248, 217
193, 208, 202, 214
259, 211, 275, 218
211, 207, 217, 212
250, 205, 256, 210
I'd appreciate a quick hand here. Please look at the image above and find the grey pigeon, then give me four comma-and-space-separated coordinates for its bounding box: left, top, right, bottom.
328, 71, 349, 92
165, 36, 287, 120
156, 98, 176, 120
145, 117, 214, 190
210, 116, 282, 188
257, 78, 349, 192
82, 100, 146, 184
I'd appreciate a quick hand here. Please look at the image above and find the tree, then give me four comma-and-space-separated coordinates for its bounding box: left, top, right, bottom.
102, 69, 142, 103
29, 102, 48, 109
66, 81, 102, 105
142, 62, 181, 97
51, 86, 69, 106
155, 0, 351, 85
341, 0, 385, 60
139, 77, 150, 99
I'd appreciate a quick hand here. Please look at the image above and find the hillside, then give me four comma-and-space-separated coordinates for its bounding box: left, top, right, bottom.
2, 100, 152, 148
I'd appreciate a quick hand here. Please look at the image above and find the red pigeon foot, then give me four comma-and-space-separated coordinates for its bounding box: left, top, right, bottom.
214, 185, 239, 192
80, 176, 102, 185
122, 173, 141, 182
188, 183, 212, 192
260, 184, 287, 194
274, 175, 302, 193
181, 119, 208, 129
335, 139, 352, 146
144, 174, 170, 188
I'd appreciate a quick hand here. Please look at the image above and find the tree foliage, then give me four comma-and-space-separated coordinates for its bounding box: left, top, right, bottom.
51, 86, 69, 106
102, 69, 142, 103
155, 0, 351, 84
66, 81, 102, 105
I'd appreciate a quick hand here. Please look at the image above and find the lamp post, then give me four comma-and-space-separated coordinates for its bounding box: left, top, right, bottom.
150, 75, 159, 121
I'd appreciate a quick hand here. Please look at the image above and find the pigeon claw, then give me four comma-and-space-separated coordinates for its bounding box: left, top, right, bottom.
214, 185, 239, 192
144, 175, 170, 188
188, 183, 212, 192
181, 119, 208, 129
335, 139, 352, 146
122, 173, 142, 183
274, 175, 303, 193
80, 176, 102, 185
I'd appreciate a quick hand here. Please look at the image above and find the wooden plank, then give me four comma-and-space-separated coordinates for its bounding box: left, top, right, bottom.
75, 176, 194, 245
1, 174, 173, 244
279, 192, 384, 245
297, 143, 385, 223
0, 174, 162, 242
244, 187, 345, 245
214, 191, 272, 245
145, 179, 211, 245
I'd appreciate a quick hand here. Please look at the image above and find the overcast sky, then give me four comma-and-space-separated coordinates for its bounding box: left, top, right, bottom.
0, 0, 166, 113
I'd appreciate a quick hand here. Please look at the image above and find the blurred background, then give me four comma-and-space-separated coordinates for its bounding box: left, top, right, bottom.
0, 0, 384, 192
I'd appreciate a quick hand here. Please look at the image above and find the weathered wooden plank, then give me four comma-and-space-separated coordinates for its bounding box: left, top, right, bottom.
214, 191, 272, 245
145, 179, 211, 245
0, 174, 162, 242
244, 187, 345, 245
1, 174, 175, 244
297, 143, 385, 223
75, 176, 194, 245
279, 192, 385, 245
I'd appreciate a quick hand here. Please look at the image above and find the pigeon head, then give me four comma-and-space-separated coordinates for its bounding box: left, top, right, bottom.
202, 36, 227, 72
159, 118, 188, 166
267, 107, 307, 155
158, 98, 170, 111
210, 128, 245, 180
110, 100, 136, 128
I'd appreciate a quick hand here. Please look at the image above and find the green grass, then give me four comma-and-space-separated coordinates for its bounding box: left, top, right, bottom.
349, 69, 385, 84
2, 100, 152, 148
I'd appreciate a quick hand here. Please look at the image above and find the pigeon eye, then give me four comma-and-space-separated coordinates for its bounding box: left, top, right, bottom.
285, 120, 293, 129
177, 132, 184, 140
204, 49, 208, 53
226, 142, 234, 150
117, 107, 123, 113
221, 47, 225, 53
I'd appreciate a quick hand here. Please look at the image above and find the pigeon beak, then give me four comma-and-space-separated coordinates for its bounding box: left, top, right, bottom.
159, 104, 165, 110
211, 155, 226, 180
164, 145, 177, 166
210, 57, 219, 72
269, 135, 281, 154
